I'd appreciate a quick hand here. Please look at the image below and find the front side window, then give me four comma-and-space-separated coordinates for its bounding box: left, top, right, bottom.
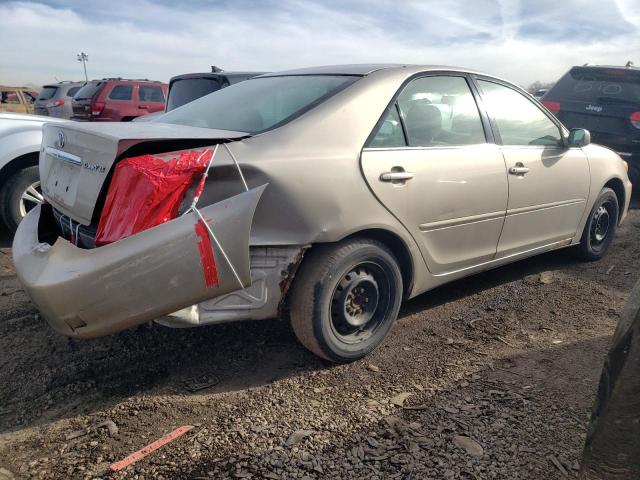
396, 75, 485, 147
1, 91, 20, 104
478, 80, 562, 147
108, 85, 133, 101
160, 75, 358, 133
139, 85, 165, 103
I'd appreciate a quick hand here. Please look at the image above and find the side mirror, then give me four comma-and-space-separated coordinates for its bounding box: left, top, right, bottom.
567, 128, 591, 148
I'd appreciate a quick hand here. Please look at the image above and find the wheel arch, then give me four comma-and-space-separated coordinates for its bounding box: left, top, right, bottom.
341, 228, 414, 298
603, 177, 625, 224
0, 151, 39, 191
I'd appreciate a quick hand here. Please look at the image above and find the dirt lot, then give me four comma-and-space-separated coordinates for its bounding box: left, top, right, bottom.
1, 203, 639, 480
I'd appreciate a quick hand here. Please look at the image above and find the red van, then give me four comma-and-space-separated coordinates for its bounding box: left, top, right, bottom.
71, 79, 168, 121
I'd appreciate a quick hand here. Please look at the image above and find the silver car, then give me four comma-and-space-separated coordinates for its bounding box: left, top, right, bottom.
13, 65, 632, 362
35, 82, 85, 119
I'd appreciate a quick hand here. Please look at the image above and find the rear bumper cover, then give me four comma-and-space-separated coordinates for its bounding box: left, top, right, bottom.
13, 186, 265, 338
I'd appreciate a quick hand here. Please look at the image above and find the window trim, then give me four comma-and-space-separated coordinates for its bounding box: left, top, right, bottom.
364, 71, 494, 151
471, 75, 567, 148
107, 84, 134, 101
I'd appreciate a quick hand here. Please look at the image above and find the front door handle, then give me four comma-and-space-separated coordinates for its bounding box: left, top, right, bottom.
380, 170, 415, 182
509, 163, 530, 176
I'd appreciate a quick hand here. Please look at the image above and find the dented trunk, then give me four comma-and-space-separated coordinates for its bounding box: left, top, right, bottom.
14, 121, 267, 337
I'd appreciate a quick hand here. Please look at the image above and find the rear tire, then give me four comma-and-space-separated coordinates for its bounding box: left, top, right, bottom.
0, 166, 43, 233
289, 238, 403, 363
577, 187, 618, 261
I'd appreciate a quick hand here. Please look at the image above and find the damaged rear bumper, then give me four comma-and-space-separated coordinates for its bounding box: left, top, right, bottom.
13, 185, 265, 338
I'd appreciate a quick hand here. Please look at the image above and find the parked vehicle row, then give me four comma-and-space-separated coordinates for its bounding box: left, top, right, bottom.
12, 64, 632, 363
0, 68, 263, 232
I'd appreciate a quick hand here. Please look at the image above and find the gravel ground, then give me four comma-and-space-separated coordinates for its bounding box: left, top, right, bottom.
0, 203, 639, 479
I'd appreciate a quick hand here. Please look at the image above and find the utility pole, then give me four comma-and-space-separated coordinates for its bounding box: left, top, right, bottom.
77, 52, 89, 82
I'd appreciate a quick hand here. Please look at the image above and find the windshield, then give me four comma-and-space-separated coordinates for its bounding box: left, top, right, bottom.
551, 67, 640, 104
167, 77, 221, 111
74, 81, 102, 100
159, 75, 359, 133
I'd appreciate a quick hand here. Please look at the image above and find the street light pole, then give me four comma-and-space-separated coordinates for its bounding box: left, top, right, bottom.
77, 52, 89, 82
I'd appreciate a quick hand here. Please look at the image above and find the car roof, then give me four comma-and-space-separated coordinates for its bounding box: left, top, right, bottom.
575, 64, 640, 71
259, 64, 499, 79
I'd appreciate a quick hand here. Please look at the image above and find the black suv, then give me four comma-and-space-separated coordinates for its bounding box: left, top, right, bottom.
542, 64, 640, 184
166, 67, 265, 112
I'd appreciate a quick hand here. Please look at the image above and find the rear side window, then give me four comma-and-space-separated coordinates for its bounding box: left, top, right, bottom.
369, 106, 406, 147
479, 80, 562, 147
550, 67, 640, 104
23, 91, 36, 104
66, 86, 81, 97
37, 86, 58, 100
108, 85, 133, 100
396, 76, 485, 147
139, 85, 165, 103
74, 82, 103, 100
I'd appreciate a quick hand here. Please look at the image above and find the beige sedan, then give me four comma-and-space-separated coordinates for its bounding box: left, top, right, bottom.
13, 65, 632, 362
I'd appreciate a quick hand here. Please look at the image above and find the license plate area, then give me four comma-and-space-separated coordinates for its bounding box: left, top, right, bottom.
43, 154, 81, 208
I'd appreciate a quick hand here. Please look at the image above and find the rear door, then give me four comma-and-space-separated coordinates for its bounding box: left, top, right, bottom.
361, 74, 508, 275
476, 78, 590, 257
137, 84, 166, 115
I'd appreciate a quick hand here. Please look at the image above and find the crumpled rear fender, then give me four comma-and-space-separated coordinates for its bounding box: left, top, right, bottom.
13, 184, 266, 338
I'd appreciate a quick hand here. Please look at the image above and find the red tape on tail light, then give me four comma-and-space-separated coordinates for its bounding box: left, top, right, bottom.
95, 149, 213, 245
194, 218, 219, 288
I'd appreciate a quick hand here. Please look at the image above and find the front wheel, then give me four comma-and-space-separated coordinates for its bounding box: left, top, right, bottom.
289, 238, 403, 363
577, 187, 619, 261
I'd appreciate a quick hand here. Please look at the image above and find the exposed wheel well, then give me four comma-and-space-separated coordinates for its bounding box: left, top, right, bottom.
603, 178, 625, 223
0, 151, 39, 190
343, 228, 414, 298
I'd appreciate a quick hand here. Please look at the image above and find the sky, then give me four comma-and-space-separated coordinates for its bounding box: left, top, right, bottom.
1, 0, 639, 88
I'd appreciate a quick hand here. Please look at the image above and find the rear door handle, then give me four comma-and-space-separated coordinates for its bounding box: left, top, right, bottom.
508, 163, 530, 175
380, 171, 415, 182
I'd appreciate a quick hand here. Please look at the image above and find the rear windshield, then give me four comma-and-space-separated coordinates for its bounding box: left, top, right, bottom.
37, 86, 58, 101
550, 67, 640, 105
166, 78, 221, 111
74, 82, 103, 100
67, 86, 81, 97
159, 75, 359, 133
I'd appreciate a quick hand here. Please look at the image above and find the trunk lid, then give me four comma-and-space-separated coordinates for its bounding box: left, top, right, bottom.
40, 122, 249, 225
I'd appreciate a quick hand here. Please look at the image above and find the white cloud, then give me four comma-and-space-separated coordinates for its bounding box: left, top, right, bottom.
1, 0, 639, 88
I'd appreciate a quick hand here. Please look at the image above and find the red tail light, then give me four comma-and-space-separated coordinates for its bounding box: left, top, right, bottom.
45, 99, 65, 108
542, 101, 561, 114
90, 101, 105, 116
631, 112, 640, 129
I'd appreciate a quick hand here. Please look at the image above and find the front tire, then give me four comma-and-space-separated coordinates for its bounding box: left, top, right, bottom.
289, 238, 403, 363
577, 187, 619, 261
0, 166, 43, 233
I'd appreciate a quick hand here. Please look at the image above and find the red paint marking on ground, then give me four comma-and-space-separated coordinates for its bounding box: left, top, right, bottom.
194, 218, 220, 288
110, 425, 194, 472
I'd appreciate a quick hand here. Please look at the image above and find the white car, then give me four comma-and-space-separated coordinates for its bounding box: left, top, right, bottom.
0, 113, 66, 231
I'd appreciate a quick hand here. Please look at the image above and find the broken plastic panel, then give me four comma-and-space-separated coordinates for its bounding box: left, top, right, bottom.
95, 149, 214, 246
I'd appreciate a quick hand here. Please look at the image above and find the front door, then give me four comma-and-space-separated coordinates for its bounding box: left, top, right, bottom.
361, 74, 508, 275
476, 79, 590, 257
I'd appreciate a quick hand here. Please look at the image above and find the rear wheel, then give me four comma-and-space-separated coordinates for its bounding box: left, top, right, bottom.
0, 166, 43, 233
289, 238, 403, 362
577, 187, 619, 261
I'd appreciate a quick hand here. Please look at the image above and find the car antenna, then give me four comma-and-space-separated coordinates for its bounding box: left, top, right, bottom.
211, 65, 224, 73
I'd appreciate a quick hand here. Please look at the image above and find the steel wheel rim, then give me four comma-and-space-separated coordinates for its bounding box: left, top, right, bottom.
329, 261, 391, 344
590, 201, 613, 251
19, 180, 44, 218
